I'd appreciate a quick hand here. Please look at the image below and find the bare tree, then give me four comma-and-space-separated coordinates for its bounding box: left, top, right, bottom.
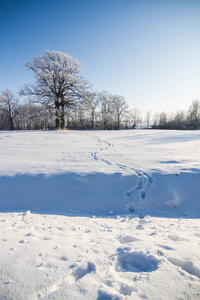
0, 89, 18, 130
112, 95, 128, 130
170, 111, 186, 129
145, 110, 151, 128
0, 104, 7, 129
85, 92, 99, 130
21, 50, 89, 129
152, 112, 160, 128
97, 91, 113, 130
187, 100, 200, 130
159, 112, 167, 128
130, 108, 142, 129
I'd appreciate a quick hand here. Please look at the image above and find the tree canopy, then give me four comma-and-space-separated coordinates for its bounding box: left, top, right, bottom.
21, 50, 88, 129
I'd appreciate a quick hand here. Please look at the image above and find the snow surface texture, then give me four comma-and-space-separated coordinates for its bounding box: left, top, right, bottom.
0, 130, 200, 299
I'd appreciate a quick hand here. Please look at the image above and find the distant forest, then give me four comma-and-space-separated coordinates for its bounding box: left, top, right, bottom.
1, 51, 200, 131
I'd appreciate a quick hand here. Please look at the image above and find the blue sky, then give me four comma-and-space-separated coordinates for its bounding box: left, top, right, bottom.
1, 0, 200, 115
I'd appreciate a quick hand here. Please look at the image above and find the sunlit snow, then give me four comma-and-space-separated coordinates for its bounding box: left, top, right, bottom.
0, 130, 200, 299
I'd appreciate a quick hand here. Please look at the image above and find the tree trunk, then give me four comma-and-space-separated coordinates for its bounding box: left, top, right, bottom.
117, 117, 120, 130
55, 100, 60, 129
60, 118, 65, 129
8, 105, 14, 130
10, 117, 13, 130
55, 117, 60, 129
55, 105, 65, 129
91, 111, 94, 130
60, 104, 65, 129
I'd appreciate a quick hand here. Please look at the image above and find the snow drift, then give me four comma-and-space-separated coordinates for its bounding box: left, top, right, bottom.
1, 171, 200, 217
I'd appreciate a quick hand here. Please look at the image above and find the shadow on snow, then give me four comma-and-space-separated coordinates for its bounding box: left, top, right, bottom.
0, 172, 200, 218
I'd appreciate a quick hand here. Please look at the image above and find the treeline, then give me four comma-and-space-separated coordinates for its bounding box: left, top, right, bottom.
152, 100, 200, 130
0, 89, 142, 130
0, 51, 142, 131
0, 50, 200, 131
1, 88, 199, 131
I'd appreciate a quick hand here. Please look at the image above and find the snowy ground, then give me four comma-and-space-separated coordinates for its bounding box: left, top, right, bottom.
0, 130, 200, 299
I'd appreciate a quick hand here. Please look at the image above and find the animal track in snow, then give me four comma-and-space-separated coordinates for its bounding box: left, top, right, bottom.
101, 158, 112, 165
122, 167, 154, 212
92, 151, 98, 161
91, 137, 114, 166
91, 136, 154, 211
136, 224, 144, 230
117, 235, 140, 244
168, 257, 200, 279
70, 261, 96, 281
97, 288, 123, 300
116, 248, 160, 273
119, 282, 137, 296
60, 256, 68, 261
99, 279, 137, 299
19, 239, 29, 244
32, 261, 96, 299
159, 244, 175, 251
167, 235, 183, 242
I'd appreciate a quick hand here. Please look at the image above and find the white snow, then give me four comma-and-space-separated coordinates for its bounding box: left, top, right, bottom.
0, 130, 200, 299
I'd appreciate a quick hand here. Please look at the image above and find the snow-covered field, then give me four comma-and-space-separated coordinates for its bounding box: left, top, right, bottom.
0, 130, 200, 299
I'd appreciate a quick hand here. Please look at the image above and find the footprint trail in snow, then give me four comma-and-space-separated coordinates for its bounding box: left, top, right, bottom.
91, 136, 154, 212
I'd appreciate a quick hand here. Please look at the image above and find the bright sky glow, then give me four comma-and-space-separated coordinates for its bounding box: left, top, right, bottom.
1, 0, 200, 115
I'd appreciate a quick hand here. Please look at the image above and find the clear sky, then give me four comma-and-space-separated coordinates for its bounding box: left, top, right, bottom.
1, 0, 200, 115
